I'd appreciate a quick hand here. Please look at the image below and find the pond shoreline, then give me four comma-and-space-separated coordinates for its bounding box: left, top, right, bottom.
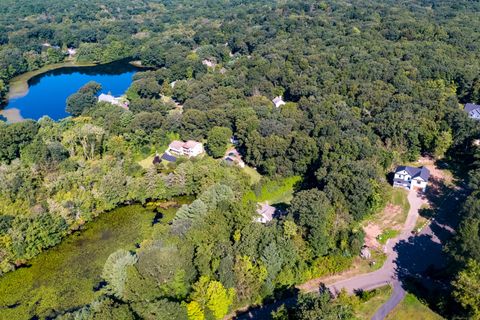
6, 60, 98, 100
5, 58, 146, 102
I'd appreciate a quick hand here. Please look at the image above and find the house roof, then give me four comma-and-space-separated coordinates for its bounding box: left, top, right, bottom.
98, 93, 115, 103
184, 140, 201, 149
161, 153, 177, 162
465, 103, 480, 113
396, 165, 430, 181
256, 203, 276, 222
169, 140, 185, 150
272, 96, 285, 105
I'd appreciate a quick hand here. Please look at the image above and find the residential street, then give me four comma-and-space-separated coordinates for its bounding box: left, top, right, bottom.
233, 160, 461, 320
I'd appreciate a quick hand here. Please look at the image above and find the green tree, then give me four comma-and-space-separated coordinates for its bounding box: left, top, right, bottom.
102, 249, 138, 299
206, 126, 232, 158
453, 259, 480, 319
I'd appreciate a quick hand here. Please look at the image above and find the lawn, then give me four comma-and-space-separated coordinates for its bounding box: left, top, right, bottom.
243, 176, 301, 205
386, 293, 444, 320
242, 166, 262, 185
353, 285, 393, 319
377, 229, 400, 245
389, 188, 410, 224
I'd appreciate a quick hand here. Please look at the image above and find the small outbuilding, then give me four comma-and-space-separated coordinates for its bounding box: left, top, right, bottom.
272, 96, 286, 108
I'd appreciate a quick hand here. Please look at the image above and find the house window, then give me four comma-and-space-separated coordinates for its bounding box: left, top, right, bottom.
417, 180, 421, 184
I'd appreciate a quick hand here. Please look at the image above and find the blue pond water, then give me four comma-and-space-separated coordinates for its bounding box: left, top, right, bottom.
1, 60, 139, 122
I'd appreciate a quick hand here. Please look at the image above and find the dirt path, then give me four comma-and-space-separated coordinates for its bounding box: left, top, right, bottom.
232, 159, 458, 320
327, 189, 427, 295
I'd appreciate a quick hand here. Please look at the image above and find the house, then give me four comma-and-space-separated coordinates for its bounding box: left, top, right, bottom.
98, 94, 129, 110
167, 140, 204, 158
465, 103, 480, 120
67, 48, 77, 57
183, 140, 204, 157
393, 165, 430, 192
223, 148, 245, 168
272, 96, 286, 108
202, 59, 216, 68
255, 203, 276, 223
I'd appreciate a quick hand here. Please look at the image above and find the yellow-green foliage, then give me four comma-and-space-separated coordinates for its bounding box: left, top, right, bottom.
243, 176, 301, 205
0, 205, 155, 319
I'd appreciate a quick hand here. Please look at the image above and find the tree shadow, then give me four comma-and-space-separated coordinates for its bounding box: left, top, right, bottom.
393, 161, 466, 316
232, 287, 300, 320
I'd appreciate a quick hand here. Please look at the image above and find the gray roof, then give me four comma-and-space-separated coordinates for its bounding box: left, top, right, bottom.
161, 153, 177, 162
465, 103, 480, 113
396, 165, 430, 181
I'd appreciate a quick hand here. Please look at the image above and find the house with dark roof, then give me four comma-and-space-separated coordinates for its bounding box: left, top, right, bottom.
393, 166, 430, 192
465, 103, 480, 120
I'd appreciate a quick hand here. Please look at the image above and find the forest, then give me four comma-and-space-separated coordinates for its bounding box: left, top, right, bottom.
0, 0, 480, 319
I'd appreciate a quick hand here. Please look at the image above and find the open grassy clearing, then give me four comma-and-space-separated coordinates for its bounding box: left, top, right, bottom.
386, 293, 444, 320
243, 176, 301, 205
242, 166, 262, 185
353, 285, 393, 319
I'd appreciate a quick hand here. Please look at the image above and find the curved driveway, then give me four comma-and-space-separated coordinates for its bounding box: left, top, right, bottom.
328, 190, 426, 296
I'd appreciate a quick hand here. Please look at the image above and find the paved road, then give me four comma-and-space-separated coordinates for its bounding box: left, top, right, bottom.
371, 280, 406, 320
328, 190, 426, 296
232, 169, 461, 320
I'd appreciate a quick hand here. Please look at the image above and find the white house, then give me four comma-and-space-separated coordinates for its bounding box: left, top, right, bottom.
67, 48, 77, 57
272, 96, 286, 108
465, 103, 480, 120
393, 166, 430, 192
255, 203, 276, 223
98, 94, 129, 110
167, 140, 204, 158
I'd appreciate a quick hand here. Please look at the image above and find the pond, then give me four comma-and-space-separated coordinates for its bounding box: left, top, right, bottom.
0, 198, 190, 320
0, 60, 140, 123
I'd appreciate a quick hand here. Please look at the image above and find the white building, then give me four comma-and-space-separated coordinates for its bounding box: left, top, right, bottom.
98, 94, 129, 110
272, 96, 286, 108
255, 203, 276, 223
465, 103, 480, 120
167, 140, 204, 158
393, 165, 430, 192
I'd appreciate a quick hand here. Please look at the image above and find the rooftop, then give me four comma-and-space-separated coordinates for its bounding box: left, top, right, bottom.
396, 165, 430, 181
465, 103, 480, 113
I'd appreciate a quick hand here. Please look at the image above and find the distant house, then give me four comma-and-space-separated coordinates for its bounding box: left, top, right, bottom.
98, 93, 129, 110
465, 103, 480, 120
272, 96, 286, 108
202, 59, 216, 68
393, 166, 430, 192
167, 140, 204, 158
223, 148, 245, 168
255, 203, 276, 223
67, 48, 77, 57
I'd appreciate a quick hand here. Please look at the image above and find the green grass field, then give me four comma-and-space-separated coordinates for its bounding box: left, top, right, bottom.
386, 293, 444, 320
0, 205, 156, 319
390, 188, 410, 224
243, 175, 301, 205
353, 288, 443, 320
353, 285, 393, 319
